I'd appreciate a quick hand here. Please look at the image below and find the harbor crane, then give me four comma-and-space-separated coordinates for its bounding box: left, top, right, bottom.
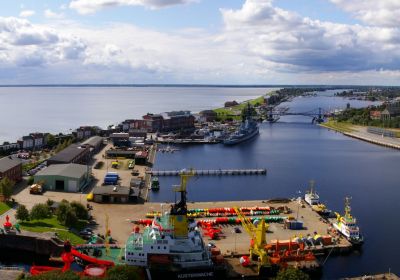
233, 207, 271, 274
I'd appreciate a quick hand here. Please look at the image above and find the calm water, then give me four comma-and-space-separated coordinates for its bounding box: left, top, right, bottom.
0, 86, 272, 143
153, 91, 400, 278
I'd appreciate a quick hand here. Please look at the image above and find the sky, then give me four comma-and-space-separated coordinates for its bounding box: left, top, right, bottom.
1, 0, 400, 85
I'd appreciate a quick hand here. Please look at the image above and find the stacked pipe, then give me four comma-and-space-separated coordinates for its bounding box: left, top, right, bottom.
197, 216, 285, 226
145, 206, 281, 219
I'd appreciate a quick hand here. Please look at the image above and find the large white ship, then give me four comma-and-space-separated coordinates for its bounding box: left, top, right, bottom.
124, 171, 220, 279
304, 180, 320, 206
332, 197, 364, 246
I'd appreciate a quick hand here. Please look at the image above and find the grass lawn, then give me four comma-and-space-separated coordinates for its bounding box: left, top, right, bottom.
213, 95, 266, 121
20, 216, 86, 245
0, 202, 11, 215
320, 120, 355, 133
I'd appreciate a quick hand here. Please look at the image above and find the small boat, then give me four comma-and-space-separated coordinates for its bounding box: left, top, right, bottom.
332, 197, 364, 245
151, 177, 160, 191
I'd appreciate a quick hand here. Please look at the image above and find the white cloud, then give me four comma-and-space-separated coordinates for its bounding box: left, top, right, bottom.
220, 0, 400, 73
44, 9, 64, 19
2, 0, 400, 85
330, 0, 400, 27
69, 0, 195, 14
19, 10, 35, 18
0, 17, 86, 69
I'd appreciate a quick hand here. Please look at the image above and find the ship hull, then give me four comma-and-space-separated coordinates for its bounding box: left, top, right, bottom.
332, 222, 364, 246
223, 128, 259, 145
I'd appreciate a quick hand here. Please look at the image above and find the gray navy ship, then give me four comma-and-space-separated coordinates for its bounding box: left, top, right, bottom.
224, 104, 259, 145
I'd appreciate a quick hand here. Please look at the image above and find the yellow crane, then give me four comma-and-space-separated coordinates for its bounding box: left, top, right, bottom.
170, 169, 195, 238
233, 207, 271, 274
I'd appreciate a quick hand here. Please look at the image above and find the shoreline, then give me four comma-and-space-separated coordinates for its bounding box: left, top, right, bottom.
320, 121, 400, 150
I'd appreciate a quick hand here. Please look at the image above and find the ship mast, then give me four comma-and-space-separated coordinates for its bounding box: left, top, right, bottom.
344, 196, 352, 219
309, 180, 315, 195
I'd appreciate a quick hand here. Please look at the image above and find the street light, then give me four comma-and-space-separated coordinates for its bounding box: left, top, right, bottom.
296, 190, 302, 221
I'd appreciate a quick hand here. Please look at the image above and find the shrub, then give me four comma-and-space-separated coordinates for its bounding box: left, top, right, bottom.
276, 267, 310, 280
64, 209, 78, 228
56, 201, 72, 224
16, 205, 30, 221
106, 265, 143, 280
70, 202, 88, 220
30, 203, 51, 220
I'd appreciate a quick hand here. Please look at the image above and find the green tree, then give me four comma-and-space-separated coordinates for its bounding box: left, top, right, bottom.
56, 201, 71, 224
30, 203, 51, 220
275, 267, 310, 280
106, 265, 143, 280
0, 177, 15, 201
64, 208, 78, 227
16, 205, 30, 221
70, 201, 88, 220
46, 134, 57, 148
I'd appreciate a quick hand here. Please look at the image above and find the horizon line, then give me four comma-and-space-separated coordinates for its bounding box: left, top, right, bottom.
0, 84, 399, 88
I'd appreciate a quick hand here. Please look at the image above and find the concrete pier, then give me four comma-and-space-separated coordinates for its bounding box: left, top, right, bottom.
147, 168, 267, 176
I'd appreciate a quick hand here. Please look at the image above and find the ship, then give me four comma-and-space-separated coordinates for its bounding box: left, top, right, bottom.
304, 181, 333, 217
125, 170, 224, 279
151, 176, 160, 191
223, 103, 259, 145
304, 180, 320, 206
332, 197, 364, 246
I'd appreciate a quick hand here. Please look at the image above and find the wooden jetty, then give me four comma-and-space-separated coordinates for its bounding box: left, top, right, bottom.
147, 168, 267, 176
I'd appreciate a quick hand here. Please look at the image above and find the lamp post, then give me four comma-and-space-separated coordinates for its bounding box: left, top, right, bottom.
296, 190, 301, 221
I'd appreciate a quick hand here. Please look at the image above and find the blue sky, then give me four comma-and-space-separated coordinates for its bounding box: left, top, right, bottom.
1, 0, 400, 85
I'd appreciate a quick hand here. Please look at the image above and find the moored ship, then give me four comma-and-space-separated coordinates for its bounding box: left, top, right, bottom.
125, 171, 223, 279
332, 197, 364, 246
304, 181, 333, 217
224, 104, 259, 145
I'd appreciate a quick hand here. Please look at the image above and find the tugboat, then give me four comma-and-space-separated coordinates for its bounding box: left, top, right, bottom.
151, 176, 160, 191
332, 197, 364, 246
224, 103, 259, 145
125, 171, 222, 279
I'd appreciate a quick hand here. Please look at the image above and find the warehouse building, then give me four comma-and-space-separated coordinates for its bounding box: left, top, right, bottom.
47, 144, 90, 165
34, 163, 90, 192
81, 136, 104, 154
92, 186, 134, 203
0, 156, 22, 183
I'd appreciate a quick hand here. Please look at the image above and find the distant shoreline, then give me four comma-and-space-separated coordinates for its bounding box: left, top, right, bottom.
0, 84, 392, 88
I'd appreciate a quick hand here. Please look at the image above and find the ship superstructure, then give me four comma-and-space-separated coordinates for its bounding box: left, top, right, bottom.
332, 197, 363, 245
304, 180, 320, 206
125, 170, 214, 277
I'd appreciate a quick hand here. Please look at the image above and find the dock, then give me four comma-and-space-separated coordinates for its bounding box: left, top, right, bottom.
147, 168, 267, 176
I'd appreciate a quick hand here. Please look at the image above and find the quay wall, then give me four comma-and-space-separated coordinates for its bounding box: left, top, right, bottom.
0, 233, 64, 256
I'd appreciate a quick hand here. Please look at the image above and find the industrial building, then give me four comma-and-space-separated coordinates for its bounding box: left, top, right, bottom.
0, 156, 22, 183
81, 136, 104, 154
34, 163, 90, 192
92, 186, 138, 203
47, 144, 90, 165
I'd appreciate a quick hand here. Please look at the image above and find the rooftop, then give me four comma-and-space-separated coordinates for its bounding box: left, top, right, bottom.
48, 144, 89, 163
0, 156, 22, 173
35, 163, 88, 178
93, 186, 131, 196
81, 136, 103, 147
